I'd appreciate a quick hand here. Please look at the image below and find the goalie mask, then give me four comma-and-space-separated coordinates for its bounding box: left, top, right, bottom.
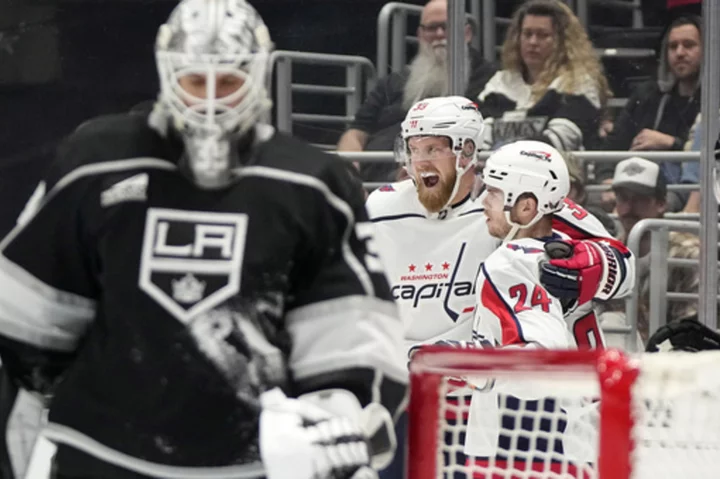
398, 97, 484, 215
482, 140, 570, 243
154, 0, 273, 189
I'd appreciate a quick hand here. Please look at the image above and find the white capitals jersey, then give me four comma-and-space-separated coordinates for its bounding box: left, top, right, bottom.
366, 179, 633, 356
366, 180, 497, 354
472, 235, 602, 349
465, 236, 603, 463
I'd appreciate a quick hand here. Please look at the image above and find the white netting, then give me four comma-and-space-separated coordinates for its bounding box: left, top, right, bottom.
408, 349, 720, 479
435, 371, 600, 479
631, 352, 720, 479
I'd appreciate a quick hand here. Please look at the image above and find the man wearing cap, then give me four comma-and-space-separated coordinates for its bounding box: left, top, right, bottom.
612, 157, 668, 248
599, 156, 703, 347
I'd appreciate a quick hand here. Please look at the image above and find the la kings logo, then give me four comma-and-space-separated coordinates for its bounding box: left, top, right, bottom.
492, 116, 548, 146
139, 208, 248, 323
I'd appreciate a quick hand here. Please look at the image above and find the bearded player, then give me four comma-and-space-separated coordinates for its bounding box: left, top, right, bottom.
366, 96, 634, 477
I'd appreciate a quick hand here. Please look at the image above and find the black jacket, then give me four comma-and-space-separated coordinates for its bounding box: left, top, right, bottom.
597, 82, 700, 182
597, 15, 702, 182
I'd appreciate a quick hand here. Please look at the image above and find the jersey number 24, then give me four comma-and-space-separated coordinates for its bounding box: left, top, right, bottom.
510, 283, 603, 348
509, 283, 551, 313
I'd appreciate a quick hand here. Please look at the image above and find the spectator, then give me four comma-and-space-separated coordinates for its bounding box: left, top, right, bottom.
476, 0, 611, 152
598, 16, 702, 212
612, 157, 668, 245
337, 0, 496, 183
677, 111, 720, 214
596, 156, 701, 345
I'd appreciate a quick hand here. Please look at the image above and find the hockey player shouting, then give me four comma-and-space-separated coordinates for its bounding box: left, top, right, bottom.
0, 1, 406, 478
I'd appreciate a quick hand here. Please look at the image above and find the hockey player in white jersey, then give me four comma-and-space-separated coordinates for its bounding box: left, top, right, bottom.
464, 141, 603, 477
472, 141, 590, 350
367, 97, 633, 353
365, 96, 634, 478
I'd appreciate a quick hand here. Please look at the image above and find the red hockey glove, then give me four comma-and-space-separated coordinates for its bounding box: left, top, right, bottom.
540, 239, 622, 306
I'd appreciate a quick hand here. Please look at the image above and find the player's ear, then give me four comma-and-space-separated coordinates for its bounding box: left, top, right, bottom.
516, 194, 538, 224
459, 139, 476, 168
521, 194, 538, 213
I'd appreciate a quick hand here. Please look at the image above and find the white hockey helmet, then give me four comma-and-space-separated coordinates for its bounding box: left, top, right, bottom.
155, 0, 272, 136
399, 96, 485, 208
153, 0, 273, 189
483, 140, 570, 240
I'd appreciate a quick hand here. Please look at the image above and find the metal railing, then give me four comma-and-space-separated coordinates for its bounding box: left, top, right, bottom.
334, 150, 701, 163
587, 184, 699, 193
336, 150, 702, 191
624, 219, 720, 352
479, 0, 498, 63
378, 1, 652, 78
597, 47, 655, 59
608, 213, 720, 222
574, 0, 643, 30
267, 50, 376, 136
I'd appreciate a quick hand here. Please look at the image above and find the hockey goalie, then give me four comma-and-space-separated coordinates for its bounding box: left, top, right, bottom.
0, 1, 407, 478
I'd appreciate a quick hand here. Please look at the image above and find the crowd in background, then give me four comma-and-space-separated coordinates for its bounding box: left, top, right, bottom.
335, 0, 711, 341
0, 0, 712, 350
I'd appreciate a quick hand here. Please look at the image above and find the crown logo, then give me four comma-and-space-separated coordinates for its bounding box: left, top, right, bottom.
171, 273, 206, 304
622, 162, 645, 176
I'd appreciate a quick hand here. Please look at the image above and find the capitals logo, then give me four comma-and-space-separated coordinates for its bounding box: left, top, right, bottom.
520, 150, 552, 162
390, 243, 477, 322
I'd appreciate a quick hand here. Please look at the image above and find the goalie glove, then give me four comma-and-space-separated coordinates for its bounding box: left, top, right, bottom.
646, 318, 720, 353
540, 239, 623, 306
259, 388, 395, 479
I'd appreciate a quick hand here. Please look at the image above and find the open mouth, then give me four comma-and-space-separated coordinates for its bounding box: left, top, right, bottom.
421, 172, 440, 188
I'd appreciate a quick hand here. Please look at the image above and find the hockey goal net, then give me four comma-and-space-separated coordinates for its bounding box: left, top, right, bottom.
407, 347, 720, 479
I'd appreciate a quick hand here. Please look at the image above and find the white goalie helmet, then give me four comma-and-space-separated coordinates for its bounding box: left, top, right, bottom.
483, 140, 570, 236
153, 0, 273, 188
156, 0, 272, 134
398, 96, 485, 209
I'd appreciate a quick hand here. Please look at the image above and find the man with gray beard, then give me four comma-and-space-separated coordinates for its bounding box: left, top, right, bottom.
337, 0, 495, 183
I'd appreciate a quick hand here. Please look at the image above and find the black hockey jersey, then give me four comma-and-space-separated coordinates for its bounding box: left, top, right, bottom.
0, 114, 407, 477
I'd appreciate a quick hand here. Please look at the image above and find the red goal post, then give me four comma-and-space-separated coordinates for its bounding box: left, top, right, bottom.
407, 347, 720, 479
